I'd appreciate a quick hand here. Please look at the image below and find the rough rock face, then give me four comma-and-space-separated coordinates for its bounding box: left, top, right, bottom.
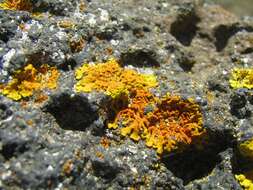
0, 0, 253, 189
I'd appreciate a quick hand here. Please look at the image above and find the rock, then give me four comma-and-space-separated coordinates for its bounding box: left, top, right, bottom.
44, 92, 100, 131
0, 0, 252, 189
230, 89, 252, 119
170, 2, 200, 46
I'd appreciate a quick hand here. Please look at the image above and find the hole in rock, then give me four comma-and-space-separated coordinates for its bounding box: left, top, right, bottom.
177, 53, 196, 72
91, 158, 121, 182
162, 129, 234, 185
214, 25, 240, 52
162, 149, 220, 185
1, 141, 29, 160
170, 11, 200, 46
120, 50, 160, 67
242, 47, 253, 55
45, 93, 99, 131
214, 25, 253, 52
0, 103, 13, 120
233, 150, 253, 175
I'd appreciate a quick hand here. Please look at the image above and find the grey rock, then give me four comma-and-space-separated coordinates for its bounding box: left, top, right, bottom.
0, 0, 252, 189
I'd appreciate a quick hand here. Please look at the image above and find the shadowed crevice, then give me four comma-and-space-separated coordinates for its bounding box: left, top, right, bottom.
45, 93, 99, 131
170, 8, 200, 46
214, 24, 253, 52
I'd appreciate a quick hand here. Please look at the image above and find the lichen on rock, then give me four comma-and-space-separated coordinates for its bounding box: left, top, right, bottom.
109, 89, 205, 154
236, 136, 253, 190
0, 0, 33, 11
230, 68, 253, 89
236, 171, 253, 190
239, 138, 253, 160
0, 64, 59, 101
74, 58, 157, 98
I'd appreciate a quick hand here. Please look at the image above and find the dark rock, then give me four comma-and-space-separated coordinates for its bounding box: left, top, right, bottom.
95, 25, 118, 40
208, 78, 228, 93
91, 157, 121, 181
33, 0, 77, 16
45, 92, 99, 131
162, 149, 221, 185
151, 170, 185, 190
213, 24, 240, 52
0, 103, 12, 120
175, 49, 196, 71
170, 3, 200, 46
186, 149, 242, 190
0, 0, 252, 189
120, 48, 160, 67
230, 90, 251, 119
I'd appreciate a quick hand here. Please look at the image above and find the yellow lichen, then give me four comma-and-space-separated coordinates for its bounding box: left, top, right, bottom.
58, 20, 76, 29
236, 137, 253, 189
0, 0, 32, 11
0, 64, 59, 101
230, 68, 253, 89
74, 58, 157, 98
109, 89, 205, 154
236, 171, 253, 190
239, 138, 253, 160
100, 137, 110, 148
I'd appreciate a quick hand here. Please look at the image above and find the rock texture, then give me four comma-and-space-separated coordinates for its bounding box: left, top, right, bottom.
0, 0, 253, 189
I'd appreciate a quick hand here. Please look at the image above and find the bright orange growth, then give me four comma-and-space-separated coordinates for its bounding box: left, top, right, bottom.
109, 90, 204, 154
0, 64, 59, 101
100, 137, 110, 148
0, 0, 32, 11
75, 58, 157, 98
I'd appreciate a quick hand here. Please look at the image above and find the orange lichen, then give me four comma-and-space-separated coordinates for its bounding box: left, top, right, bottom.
34, 93, 49, 104
109, 89, 204, 154
100, 137, 110, 149
75, 58, 157, 98
96, 152, 104, 159
0, 64, 59, 101
62, 159, 73, 175
0, 0, 32, 11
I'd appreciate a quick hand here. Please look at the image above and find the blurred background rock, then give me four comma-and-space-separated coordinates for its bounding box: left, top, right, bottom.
206, 0, 253, 16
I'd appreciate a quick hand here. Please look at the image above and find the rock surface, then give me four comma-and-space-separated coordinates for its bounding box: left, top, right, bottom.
0, 0, 253, 189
